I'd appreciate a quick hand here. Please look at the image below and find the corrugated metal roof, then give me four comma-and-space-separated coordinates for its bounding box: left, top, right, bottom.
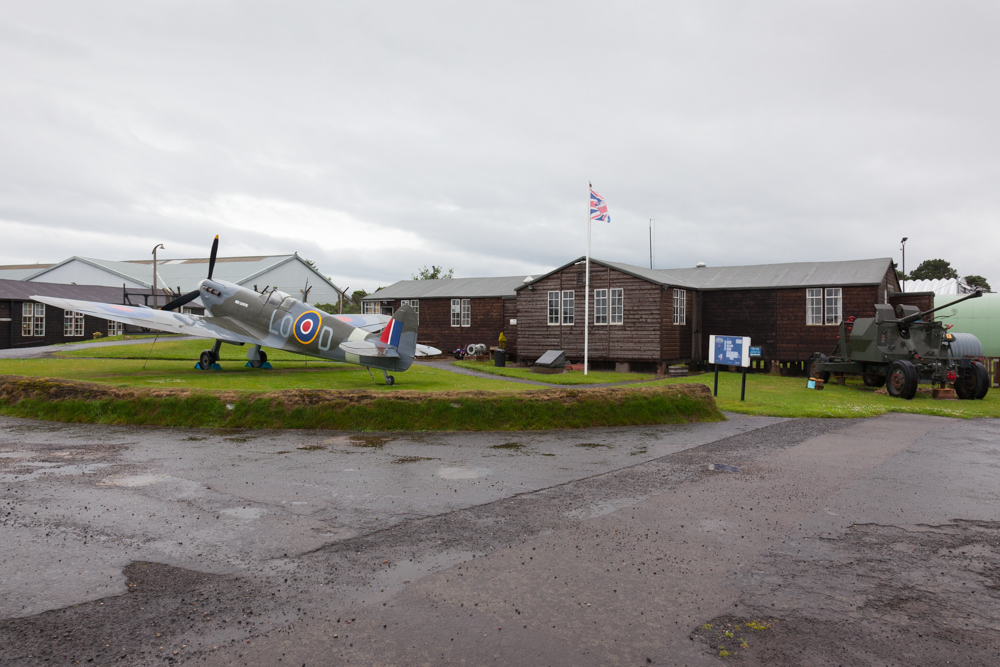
365, 276, 531, 300
0, 266, 52, 280
520, 257, 895, 291
0, 279, 125, 303
903, 278, 978, 295
654, 257, 895, 290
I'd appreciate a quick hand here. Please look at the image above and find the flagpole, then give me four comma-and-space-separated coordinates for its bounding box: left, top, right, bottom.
585, 182, 591, 376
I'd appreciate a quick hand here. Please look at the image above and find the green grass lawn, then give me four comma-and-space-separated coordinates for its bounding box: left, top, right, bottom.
650, 371, 1000, 419
0, 358, 531, 393
56, 334, 162, 345
453, 360, 656, 384
55, 338, 311, 361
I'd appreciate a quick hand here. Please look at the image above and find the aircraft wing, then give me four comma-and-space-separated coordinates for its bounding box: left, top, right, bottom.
330, 313, 390, 333
30, 296, 263, 345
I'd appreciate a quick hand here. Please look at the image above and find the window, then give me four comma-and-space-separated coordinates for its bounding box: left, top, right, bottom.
825, 288, 842, 325
64, 310, 84, 337
461, 299, 471, 327
673, 289, 686, 325
806, 288, 823, 325
561, 290, 575, 325
22, 302, 44, 337
610, 288, 623, 325
108, 320, 124, 337
362, 300, 380, 315
594, 289, 608, 325
547, 291, 561, 325
451, 299, 461, 327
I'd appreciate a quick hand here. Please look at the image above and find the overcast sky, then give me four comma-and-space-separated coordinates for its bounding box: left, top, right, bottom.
1, 1, 997, 292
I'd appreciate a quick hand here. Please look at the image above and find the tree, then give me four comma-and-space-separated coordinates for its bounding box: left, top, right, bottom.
963, 275, 992, 292
412, 265, 453, 280
908, 259, 958, 281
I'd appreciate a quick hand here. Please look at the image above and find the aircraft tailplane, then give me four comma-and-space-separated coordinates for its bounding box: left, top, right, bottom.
379, 304, 418, 371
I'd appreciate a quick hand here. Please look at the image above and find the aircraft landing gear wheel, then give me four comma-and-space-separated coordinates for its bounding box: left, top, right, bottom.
862, 373, 886, 388
886, 360, 918, 399
199, 350, 217, 370
250, 350, 268, 369
808, 354, 831, 382
385, 375, 395, 386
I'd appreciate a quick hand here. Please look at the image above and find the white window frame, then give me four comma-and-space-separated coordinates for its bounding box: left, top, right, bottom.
451, 299, 461, 327
461, 299, 471, 327
673, 289, 686, 325
108, 320, 124, 337
362, 300, 379, 315
806, 288, 823, 325
547, 291, 561, 325
610, 288, 623, 325
825, 288, 842, 325
594, 289, 608, 325
64, 310, 85, 337
561, 290, 575, 325
22, 302, 44, 337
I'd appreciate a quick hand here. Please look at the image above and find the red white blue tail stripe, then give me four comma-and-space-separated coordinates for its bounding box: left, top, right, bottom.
379, 317, 402, 347
590, 188, 610, 223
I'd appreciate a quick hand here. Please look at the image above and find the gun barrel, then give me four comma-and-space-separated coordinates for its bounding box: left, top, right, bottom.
899, 288, 983, 325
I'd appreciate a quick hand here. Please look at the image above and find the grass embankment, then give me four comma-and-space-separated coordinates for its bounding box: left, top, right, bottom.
453, 360, 656, 385
651, 371, 1000, 419
0, 376, 722, 431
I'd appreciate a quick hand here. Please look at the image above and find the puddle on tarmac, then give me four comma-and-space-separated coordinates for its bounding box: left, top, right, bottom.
297, 445, 326, 451
392, 456, 437, 464
323, 435, 394, 449
576, 443, 611, 449
437, 466, 487, 480
491, 442, 526, 451
220, 507, 265, 520
97, 474, 168, 487
0, 452, 36, 459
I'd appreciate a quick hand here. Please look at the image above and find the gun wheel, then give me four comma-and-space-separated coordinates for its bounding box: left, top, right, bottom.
862, 373, 886, 388
886, 360, 918, 399
807, 354, 831, 382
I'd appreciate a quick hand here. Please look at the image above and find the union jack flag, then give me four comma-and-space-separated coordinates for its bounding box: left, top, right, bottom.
590, 188, 610, 223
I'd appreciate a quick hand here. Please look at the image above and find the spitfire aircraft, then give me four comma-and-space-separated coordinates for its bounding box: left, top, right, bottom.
32, 237, 419, 385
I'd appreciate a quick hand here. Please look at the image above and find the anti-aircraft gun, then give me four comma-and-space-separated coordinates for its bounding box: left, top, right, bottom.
807, 289, 988, 400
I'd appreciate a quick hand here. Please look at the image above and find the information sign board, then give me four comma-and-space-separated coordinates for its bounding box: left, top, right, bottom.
749, 346, 761, 357
708, 335, 751, 368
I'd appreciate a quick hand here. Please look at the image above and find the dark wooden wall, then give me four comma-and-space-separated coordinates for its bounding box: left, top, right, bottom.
516, 265, 691, 364
383, 297, 511, 355
1, 300, 118, 350
889, 291, 934, 314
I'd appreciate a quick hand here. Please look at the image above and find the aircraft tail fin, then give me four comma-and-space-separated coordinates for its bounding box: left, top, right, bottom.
380, 304, 418, 370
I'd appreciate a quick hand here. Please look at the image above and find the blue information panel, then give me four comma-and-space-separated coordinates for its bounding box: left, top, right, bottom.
709, 335, 751, 368
749, 346, 762, 357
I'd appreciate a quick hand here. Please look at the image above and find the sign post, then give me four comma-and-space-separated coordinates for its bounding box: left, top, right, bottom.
708, 335, 752, 401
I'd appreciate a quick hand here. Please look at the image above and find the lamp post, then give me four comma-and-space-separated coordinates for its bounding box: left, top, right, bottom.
151, 244, 165, 307
900, 237, 908, 292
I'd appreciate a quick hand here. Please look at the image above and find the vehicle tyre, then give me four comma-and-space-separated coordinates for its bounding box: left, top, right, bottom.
862, 373, 886, 388
199, 350, 216, 370
973, 361, 990, 399
954, 365, 976, 400
886, 360, 918, 399
250, 350, 268, 369
386, 375, 395, 386
807, 354, 831, 382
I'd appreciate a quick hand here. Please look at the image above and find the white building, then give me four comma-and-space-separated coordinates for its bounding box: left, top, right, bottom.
0, 254, 342, 307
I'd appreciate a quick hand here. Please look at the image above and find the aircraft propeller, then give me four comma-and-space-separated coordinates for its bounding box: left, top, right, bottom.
160, 235, 219, 311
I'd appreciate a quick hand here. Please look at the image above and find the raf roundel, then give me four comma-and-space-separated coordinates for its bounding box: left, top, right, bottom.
293, 310, 322, 345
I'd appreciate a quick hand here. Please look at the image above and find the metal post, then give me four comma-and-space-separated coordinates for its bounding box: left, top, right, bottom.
741, 367, 747, 401
151, 243, 165, 308
900, 237, 908, 292
584, 185, 591, 376
713, 364, 719, 396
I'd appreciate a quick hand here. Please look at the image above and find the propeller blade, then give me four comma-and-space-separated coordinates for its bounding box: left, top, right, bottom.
207, 235, 219, 280
161, 290, 200, 311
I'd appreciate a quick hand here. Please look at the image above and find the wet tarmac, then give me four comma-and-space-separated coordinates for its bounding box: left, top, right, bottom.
1, 413, 998, 665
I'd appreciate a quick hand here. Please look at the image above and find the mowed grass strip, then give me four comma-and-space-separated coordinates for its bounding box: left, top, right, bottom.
55, 338, 310, 362
0, 358, 528, 393
0, 376, 722, 431
651, 371, 1000, 419
453, 360, 657, 384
